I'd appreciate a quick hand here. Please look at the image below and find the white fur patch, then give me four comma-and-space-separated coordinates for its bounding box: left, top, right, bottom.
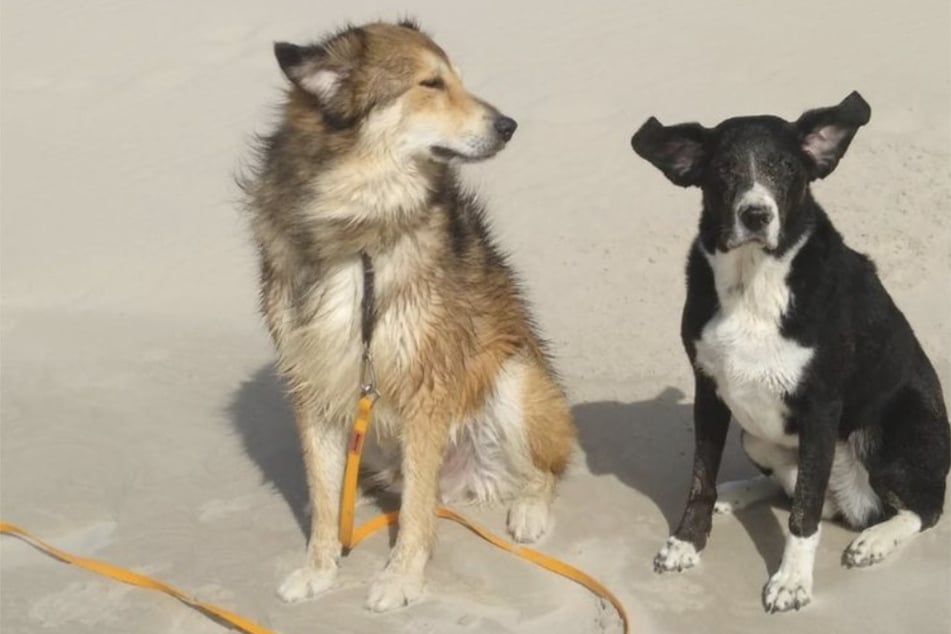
734, 179, 780, 249
280, 257, 365, 420
441, 357, 533, 504
764, 530, 819, 612
310, 101, 433, 229
278, 566, 337, 603
654, 536, 701, 572
300, 69, 342, 100
828, 436, 882, 528
366, 566, 424, 612
714, 475, 782, 514
695, 236, 812, 448
507, 495, 551, 543
844, 510, 921, 568
739, 432, 880, 525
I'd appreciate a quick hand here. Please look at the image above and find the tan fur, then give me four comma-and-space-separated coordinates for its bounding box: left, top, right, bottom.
241, 21, 575, 611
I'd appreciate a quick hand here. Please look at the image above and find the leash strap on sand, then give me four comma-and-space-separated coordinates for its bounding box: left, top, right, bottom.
339, 396, 631, 634
0, 521, 276, 634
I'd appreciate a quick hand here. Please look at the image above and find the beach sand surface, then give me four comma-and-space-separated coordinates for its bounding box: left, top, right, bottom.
2, 1, 949, 632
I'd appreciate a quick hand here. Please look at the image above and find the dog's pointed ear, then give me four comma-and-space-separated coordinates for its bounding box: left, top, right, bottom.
631, 117, 710, 188
274, 41, 346, 101
273, 31, 366, 124
796, 91, 871, 179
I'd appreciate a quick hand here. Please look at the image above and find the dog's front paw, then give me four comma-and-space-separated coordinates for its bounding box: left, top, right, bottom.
366, 567, 424, 612
763, 568, 812, 613
277, 566, 337, 603
653, 537, 700, 573
507, 496, 551, 543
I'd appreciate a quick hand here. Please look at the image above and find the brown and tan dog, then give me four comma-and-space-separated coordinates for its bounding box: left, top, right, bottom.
240, 20, 575, 612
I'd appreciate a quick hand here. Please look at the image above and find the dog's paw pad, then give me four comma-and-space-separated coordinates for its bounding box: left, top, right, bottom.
366, 569, 424, 612
277, 566, 336, 603
507, 496, 551, 543
653, 537, 700, 573
763, 570, 812, 613
843, 531, 896, 568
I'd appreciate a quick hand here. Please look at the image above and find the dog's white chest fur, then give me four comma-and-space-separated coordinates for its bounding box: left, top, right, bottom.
694, 239, 813, 447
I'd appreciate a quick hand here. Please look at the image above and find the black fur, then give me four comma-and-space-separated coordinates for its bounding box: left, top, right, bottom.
632, 93, 949, 552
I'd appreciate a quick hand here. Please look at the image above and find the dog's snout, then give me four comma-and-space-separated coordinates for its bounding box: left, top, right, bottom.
493, 116, 518, 142
739, 204, 772, 232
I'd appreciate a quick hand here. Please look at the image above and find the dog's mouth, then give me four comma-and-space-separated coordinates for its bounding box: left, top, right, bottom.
429, 142, 502, 164
721, 233, 782, 256
723, 234, 767, 251
430, 145, 468, 161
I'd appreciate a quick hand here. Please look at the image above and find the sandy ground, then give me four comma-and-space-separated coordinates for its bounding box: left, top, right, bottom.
2, 1, 949, 633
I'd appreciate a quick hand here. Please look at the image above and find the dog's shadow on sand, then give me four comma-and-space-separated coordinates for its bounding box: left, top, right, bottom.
228, 368, 786, 570
228, 364, 398, 541
229, 365, 310, 535
574, 387, 788, 571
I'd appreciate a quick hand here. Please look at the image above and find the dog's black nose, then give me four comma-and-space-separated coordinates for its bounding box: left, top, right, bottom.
739, 205, 772, 232
493, 116, 518, 142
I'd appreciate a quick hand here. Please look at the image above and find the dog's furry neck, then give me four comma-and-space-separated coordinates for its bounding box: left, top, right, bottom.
245, 99, 456, 268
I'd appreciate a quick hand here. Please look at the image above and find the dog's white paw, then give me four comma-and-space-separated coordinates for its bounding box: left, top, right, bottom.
843, 511, 922, 568
365, 568, 424, 612
763, 568, 812, 613
507, 496, 551, 543
843, 527, 896, 568
653, 537, 700, 573
277, 566, 337, 603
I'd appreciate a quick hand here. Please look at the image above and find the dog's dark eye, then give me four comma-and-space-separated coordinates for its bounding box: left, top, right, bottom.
419, 77, 445, 90
714, 162, 732, 177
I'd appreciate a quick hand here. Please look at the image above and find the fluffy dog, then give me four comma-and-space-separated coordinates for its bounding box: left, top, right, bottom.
240, 20, 575, 612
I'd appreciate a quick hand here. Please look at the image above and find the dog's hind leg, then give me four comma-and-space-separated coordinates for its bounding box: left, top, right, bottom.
506, 358, 575, 543
278, 396, 349, 603
844, 387, 949, 568
843, 510, 922, 568
715, 433, 787, 514
734, 432, 841, 519
714, 476, 782, 514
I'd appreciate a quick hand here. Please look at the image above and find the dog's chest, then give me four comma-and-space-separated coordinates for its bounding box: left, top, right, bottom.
284, 244, 433, 415
693, 244, 813, 446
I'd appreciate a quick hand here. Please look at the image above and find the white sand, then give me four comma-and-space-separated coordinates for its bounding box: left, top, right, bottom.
2, 1, 948, 633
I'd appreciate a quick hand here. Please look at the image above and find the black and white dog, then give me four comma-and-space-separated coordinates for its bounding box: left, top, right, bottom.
631, 92, 950, 612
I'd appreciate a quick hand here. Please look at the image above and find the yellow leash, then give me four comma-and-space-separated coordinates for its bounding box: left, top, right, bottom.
340, 395, 631, 633
0, 395, 631, 634
0, 520, 276, 634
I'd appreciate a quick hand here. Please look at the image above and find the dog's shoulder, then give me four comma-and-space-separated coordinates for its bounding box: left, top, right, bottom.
681, 238, 719, 357
783, 208, 899, 345
781, 207, 937, 414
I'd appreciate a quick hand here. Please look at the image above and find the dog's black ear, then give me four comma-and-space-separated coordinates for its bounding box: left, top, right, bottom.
273, 29, 366, 124
631, 118, 709, 187
795, 91, 871, 179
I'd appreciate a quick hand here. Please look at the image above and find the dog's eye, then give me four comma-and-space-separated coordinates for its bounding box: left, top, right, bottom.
419, 77, 445, 90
